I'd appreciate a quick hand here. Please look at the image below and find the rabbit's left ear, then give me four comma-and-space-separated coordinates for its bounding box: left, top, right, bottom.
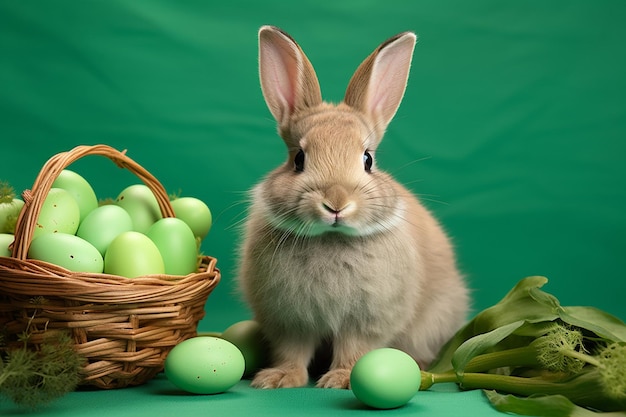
258, 26, 323, 128
344, 32, 416, 131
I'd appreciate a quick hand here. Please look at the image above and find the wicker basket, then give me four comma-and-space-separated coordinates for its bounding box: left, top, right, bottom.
0, 144, 220, 389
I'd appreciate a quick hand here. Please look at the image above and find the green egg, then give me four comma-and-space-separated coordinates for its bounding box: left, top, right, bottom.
52, 169, 98, 222
104, 231, 164, 278
221, 320, 269, 377
146, 217, 198, 275
0, 233, 14, 257
170, 197, 212, 240
0, 198, 24, 234
34, 188, 81, 238
350, 348, 421, 409
115, 184, 162, 234
77, 205, 133, 256
28, 232, 104, 273
165, 337, 245, 394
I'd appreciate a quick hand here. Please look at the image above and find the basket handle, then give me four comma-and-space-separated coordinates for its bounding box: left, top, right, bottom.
11, 144, 175, 260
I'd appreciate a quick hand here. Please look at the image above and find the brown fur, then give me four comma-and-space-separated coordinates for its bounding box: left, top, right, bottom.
238, 26, 469, 389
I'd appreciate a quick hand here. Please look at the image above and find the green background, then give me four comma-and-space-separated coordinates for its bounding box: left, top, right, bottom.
1, 1, 624, 416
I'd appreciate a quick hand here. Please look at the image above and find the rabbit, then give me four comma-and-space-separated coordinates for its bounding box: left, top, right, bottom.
237, 25, 469, 390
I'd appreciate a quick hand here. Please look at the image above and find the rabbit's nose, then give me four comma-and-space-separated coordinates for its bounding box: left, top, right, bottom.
321, 185, 355, 217
321, 202, 342, 215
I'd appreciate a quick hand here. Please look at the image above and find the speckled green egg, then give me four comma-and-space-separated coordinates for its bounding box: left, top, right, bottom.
350, 348, 421, 409
28, 232, 104, 273
165, 337, 245, 394
34, 188, 80, 238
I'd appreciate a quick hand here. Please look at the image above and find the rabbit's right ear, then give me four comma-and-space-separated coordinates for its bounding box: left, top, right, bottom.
258, 26, 322, 128
344, 32, 416, 136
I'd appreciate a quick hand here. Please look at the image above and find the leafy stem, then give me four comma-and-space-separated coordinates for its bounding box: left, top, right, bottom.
0, 325, 85, 408
423, 276, 626, 414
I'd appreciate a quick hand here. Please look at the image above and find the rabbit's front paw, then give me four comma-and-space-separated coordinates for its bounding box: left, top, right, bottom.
316, 368, 351, 389
251, 367, 308, 389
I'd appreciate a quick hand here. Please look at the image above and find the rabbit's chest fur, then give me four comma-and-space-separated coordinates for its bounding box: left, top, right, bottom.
240, 221, 423, 338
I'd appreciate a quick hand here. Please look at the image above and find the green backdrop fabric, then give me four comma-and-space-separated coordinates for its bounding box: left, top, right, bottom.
1, 1, 624, 416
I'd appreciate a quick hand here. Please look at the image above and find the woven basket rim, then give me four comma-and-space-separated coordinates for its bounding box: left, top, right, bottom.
0, 255, 220, 302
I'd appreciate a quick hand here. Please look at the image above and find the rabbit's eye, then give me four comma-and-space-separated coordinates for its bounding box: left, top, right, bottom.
294, 149, 305, 172
363, 151, 373, 172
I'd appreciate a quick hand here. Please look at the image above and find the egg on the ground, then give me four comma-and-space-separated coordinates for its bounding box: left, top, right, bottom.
350, 348, 421, 409
165, 337, 245, 394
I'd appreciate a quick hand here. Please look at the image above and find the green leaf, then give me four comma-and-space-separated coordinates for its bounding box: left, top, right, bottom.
529, 285, 562, 310
559, 306, 626, 343
451, 320, 525, 376
429, 276, 559, 373
484, 390, 626, 417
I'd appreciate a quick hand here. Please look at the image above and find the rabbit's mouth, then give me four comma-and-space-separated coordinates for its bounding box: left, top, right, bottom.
300, 219, 362, 237
265, 211, 362, 237
325, 216, 367, 237
325, 217, 360, 236
310, 203, 365, 236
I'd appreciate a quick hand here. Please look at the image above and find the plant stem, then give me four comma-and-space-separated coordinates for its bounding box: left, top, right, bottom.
463, 346, 542, 373
0, 370, 14, 387
458, 372, 571, 395
419, 344, 566, 390
420, 371, 458, 390
422, 367, 624, 412
561, 349, 601, 368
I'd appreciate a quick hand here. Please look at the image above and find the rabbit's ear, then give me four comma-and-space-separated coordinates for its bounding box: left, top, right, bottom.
344, 32, 416, 131
258, 26, 322, 127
